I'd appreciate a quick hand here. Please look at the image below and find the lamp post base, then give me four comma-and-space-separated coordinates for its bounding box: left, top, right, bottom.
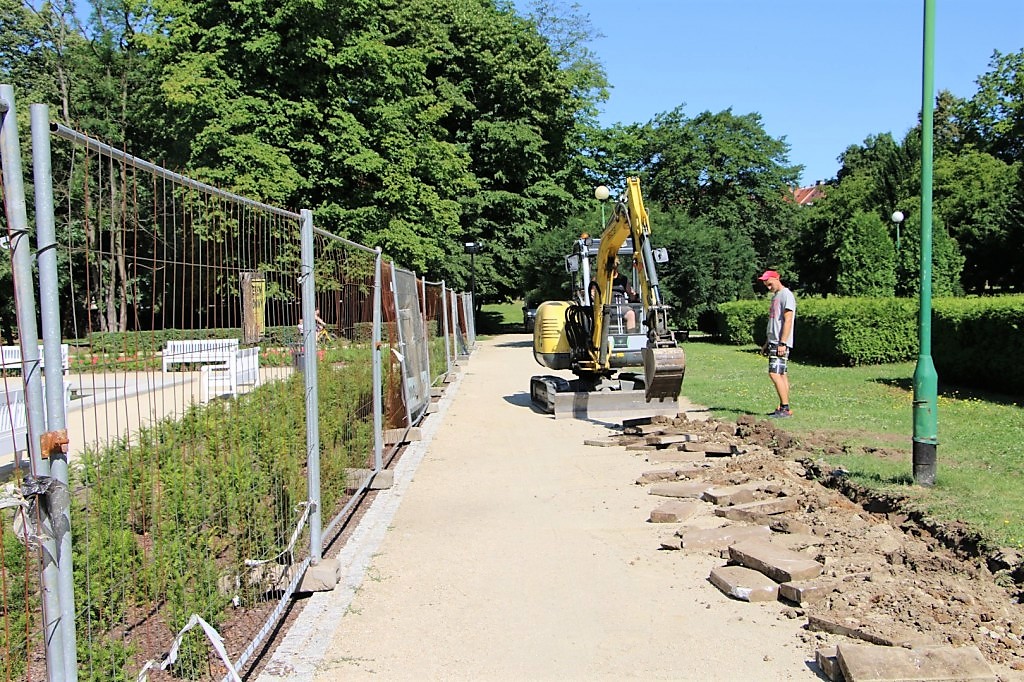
912, 440, 936, 487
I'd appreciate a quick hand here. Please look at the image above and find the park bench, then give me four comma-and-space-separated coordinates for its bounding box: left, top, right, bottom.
162, 339, 239, 373
0, 382, 72, 464
0, 344, 70, 375
200, 347, 261, 403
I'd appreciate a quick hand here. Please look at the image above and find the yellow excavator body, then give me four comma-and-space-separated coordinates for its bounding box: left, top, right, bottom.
530, 177, 685, 418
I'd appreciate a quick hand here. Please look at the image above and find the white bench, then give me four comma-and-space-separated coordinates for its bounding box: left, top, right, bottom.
200, 347, 261, 403
0, 382, 72, 464
1, 344, 70, 374
162, 339, 239, 373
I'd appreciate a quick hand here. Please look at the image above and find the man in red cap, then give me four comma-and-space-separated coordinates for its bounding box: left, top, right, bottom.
758, 270, 796, 418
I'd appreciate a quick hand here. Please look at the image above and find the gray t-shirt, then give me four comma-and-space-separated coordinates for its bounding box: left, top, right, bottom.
766, 287, 796, 346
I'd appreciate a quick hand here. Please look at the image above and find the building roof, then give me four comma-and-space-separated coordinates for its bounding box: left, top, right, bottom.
791, 183, 826, 206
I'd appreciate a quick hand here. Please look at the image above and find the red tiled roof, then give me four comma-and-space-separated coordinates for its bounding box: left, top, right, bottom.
790, 184, 826, 206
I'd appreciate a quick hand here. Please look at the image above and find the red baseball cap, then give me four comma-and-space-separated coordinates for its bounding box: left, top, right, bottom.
757, 270, 780, 281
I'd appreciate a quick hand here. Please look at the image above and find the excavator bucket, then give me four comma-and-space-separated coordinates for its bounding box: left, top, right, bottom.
642, 347, 686, 401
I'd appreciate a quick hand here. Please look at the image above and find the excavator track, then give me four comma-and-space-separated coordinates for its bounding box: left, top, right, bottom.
530, 373, 680, 421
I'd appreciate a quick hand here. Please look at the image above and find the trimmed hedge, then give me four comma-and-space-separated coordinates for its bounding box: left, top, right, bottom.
715, 295, 1024, 395
932, 297, 1024, 396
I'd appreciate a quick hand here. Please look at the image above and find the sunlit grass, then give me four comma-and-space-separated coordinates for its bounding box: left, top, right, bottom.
682, 339, 1024, 550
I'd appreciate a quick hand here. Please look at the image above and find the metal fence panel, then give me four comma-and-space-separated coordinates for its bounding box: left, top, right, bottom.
0, 89, 471, 682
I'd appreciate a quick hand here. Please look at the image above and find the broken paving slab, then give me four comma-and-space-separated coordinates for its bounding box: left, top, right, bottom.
728, 539, 824, 583
816, 646, 841, 681
677, 524, 771, 552
680, 442, 742, 456
648, 480, 711, 499
701, 482, 761, 506
836, 642, 995, 682
646, 450, 707, 464
708, 565, 779, 602
635, 465, 710, 485
807, 614, 933, 648
644, 433, 700, 445
779, 579, 834, 605
649, 499, 704, 523
714, 496, 799, 522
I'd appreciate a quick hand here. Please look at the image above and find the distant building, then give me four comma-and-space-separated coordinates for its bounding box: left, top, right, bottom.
790, 181, 826, 206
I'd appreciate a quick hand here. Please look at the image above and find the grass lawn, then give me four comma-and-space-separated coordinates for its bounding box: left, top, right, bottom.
681, 339, 1024, 551
478, 301, 527, 335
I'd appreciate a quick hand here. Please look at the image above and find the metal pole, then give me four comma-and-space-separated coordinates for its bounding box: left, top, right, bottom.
440, 282, 452, 375
32, 102, 78, 681
913, 0, 938, 486
300, 209, 323, 561
469, 252, 476, 318
1, 83, 66, 682
372, 249, 383, 471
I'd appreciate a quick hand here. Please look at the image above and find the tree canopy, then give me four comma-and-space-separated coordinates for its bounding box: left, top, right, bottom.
1, 1, 1022, 330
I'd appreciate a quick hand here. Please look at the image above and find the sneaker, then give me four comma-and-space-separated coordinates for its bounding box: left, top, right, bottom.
769, 407, 793, 418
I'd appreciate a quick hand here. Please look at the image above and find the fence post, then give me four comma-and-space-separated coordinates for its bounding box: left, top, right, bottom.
32, 102, 79, 682
0, 83, 66, 682
372, 248, 383, 471
440, 282, 451, 376
299, 209, 322, 563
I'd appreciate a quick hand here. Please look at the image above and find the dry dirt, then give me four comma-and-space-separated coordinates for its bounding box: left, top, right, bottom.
625, 412, 1024, 678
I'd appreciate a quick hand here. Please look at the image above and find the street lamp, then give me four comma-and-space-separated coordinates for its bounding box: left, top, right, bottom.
464, 241, 482, 310
594, 185, 610, 230
891, 210, 904, 251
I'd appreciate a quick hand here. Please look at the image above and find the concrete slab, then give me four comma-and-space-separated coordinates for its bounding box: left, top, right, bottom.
678, 524, 772, 552
636, 468, 685, 484
344, 468, 395, 492
647, 450, 706, 464
815, 646, 841, 681
702, 482, 761, 506
836, 642, 995, 682
649, 499, 704, 523
384, 427, 422, 445
644, 433, 698, 445
648, 481, 710, 499
729, 540, 824, 583
298, 559, 341, 592
715, 497, 799, 522
709, 565, 779, 602
779, 579, 833, 605
807, 614, 932, 647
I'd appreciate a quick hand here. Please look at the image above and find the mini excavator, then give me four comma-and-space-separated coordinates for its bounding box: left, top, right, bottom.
530, 177, 685, 420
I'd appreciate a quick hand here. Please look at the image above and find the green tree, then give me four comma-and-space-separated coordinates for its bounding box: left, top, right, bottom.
638, 105, 800, 305
893, 211, 965, 297
836, 211, 896, 297
933, 150, 1020, 292
959, 49, 1024, 164
653, 207, 757, 330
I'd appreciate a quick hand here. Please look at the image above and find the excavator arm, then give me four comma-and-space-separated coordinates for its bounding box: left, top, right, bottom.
586, 177, 685, 400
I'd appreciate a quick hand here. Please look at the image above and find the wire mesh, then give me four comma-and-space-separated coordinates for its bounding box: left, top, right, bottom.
1, 125, 315, 681
1, 108, 467, 681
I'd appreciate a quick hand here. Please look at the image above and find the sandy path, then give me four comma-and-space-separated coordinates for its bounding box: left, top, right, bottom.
261, 335, 820, 681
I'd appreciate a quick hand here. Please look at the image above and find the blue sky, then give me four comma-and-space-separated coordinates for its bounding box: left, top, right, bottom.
522, 1, 1023, 186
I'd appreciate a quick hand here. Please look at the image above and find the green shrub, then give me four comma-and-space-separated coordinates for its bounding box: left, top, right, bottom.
713, 300, 763, 345
933, 296, 1024, 395
716, 294, 1024, 395
68, 354, 374, 678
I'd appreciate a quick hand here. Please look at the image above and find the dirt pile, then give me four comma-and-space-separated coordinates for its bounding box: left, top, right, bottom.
628, 413, 1024, 675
